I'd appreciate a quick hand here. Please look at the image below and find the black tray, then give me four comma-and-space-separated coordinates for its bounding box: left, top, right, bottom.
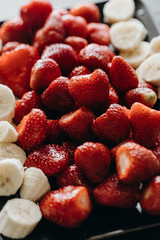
0, 1, 160, 240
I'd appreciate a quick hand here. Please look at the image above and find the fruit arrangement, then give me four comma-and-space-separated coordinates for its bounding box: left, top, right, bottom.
0, 0, 160, 239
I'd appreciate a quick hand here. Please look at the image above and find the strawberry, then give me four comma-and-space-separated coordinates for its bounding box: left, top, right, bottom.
68, 69, 110, 108
24, 143, 70, 176
13, 90, 41, 125
87, 23, 110, 46
41, 43, 78, 75
47, 120, 64, 144
20, 0, 52, 32
110, 56, 139, 93
152, 143, 160, 163
0, 17, 30, 44
61, 141, 78, 164
0, 44, 39, 97
138, 81, 157, 93
125, 87, 157, 108
78, 43, 110, 72
129, 102, 160, 148
64, 36, 88, 54
0, 41, 21, 54
68, 66, 91, 79
93, 174, 140, 209
59, 106, 95, 142
16, 108, 47, 152
140, 176, 160, 215
33, 11, 65, 53
40, 185, 92, 228
116, 142, 159, 184
75, 142, 111, 183
55, 8, 70, 16
62, 14, 87, 39
30, 58, 61, 93
70, 3, 100, 23
92, 104, 130, 144
41, 76, 75, 113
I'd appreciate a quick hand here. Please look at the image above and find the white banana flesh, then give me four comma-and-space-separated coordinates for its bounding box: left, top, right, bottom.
128, 18, 148, 40
0, 158, 24, 196
0, 198, 42, 239
137, 53, 160, 86
110, 20, 144, 51
0, 143, 26, 165
20, 167, 51, 202
120, 41, 150, 68
0, 121, 18, 142
103, 0, 135, 24
0, 84, 15, 122
149, 35, 160, 55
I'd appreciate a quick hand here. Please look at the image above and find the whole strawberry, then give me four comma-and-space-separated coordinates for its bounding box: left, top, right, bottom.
75, 142, 111, 183
68, 66, 91, 79
46, 119, 64, 144
68, 69, 110, 108
64, 36, 88, 54
110, 56, 138, 93
16, 108, 47, 151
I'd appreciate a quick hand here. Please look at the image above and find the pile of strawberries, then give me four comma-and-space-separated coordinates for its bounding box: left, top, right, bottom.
0, 0, 160, 229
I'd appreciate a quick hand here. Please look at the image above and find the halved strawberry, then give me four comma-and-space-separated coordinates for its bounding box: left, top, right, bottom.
64, 36, 88, 54
24, 143, 70, 176
40, 185, 92, 228
41, 76, 75, 113
93, 173, 140, 209
16, 108, 47, 151
75, 142, 111, 183
68, 69, 109, 108
59, 106, 95, 142
47, 119, 64, 144
70, 3, 100, 23
110, 56, 139, 93
116, 142, 159, 184
0, 44, 39, 97
68, 66, 91, 79
30, 58, 61, 93
129, 102, 160, 148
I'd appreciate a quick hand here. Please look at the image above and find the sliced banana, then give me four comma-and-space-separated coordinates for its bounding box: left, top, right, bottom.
128, 18, 148, 40
137, 53, 160, 86
0, 198, 42, 239
110, 20, 144, 51
20, 167, 51, 202
0, 84, 15, 122
0, 158, 24, 196
149, 35, 160, 55
120, 41, 150, 68
103, 0, 135, 24
0, 121, 18, 142
0, 143, 26, 165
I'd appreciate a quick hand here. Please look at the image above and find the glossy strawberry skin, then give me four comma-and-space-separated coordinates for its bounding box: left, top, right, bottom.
68, 66, 91, 79
40, 185, 92, 228
16, 108, 47, 152
75, 142, 111, 183
0, 41, 21, 54
68, 69, 110, 108
24, 143, 70, 176
64, 36, 88, 54
129, 103, 160, 148
41, 76, 75, 113
30, 58, 61, 93
110, 56, 139, 93
61, 141, 78, 164
70, 3, 100, 23
59, 106, 95, 142
116, 142, 159, 184
47, 120, 64, 144
41, 43, 78, 75
13, 90, 41, 125
87, 23, 110, 46
0, 44, 39, 97
93, 174, 140, 209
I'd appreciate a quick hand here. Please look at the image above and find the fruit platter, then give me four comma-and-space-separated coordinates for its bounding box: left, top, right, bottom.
0, 0, 160, 239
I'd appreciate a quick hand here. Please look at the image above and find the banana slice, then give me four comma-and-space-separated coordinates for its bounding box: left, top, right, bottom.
103, 0, 135, 24
0, 158, 24, 196
120, 41, 150, 68
149, 35, 160, 55
137, 53, 160, 86
0, 121, 18, 142
0, 84, 15, 122
0, 143, 26, 165
128, 18, 148, 40
110, 20, 144, 51
0, 198, 42, 239
20, 167, 51, 202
